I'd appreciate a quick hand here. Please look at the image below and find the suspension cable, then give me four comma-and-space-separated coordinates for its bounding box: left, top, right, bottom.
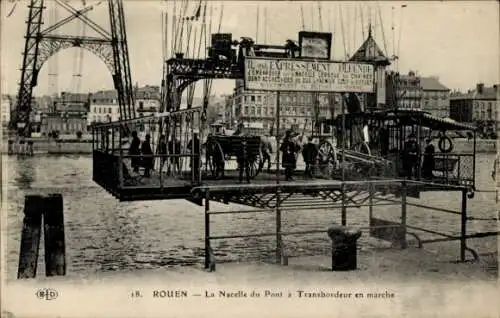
310, 2, 314, 30
317, 2, 323, 31
353, 5, 358, 49
339, 5, 348, 59
171, 0, 177, 56
330, 4, 335, 58
376, 2, 388, 55
176, 0, 190, 53
360, 4, 365, 40
264, 7, 268, 42
256, 4, 260, 42
396, 5, 407, 71
300, 4, 305, 30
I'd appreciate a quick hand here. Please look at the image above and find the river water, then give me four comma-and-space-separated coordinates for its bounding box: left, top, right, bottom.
2, 154, 498, 279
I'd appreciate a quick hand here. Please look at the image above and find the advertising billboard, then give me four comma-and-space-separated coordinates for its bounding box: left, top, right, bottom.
244, 57, 375, 93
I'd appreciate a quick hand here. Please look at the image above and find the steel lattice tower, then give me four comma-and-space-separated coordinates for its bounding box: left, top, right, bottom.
13, 0, 135, 137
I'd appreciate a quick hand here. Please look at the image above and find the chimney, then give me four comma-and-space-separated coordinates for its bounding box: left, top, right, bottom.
476, 83, 484, 94
494, 84, 498, 92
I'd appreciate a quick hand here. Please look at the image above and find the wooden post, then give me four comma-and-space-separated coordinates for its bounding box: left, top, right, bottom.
368, 182, 374, 220
460, 189, 467, 262
43, 194, 66, 276
275, 91, 282, 264
400, 180, 408, 249
204, 191, 210, 269
341, 95, 347, 226
17, 196, 43, 279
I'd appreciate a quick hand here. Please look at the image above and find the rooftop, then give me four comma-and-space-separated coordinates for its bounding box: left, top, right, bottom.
450, 85, 499, 100
349, 29, 390, 66
420, 77, 450, 91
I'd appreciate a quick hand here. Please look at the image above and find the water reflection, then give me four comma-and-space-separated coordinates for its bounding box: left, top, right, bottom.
3, 154, 498, 279
13, 156, 35, 189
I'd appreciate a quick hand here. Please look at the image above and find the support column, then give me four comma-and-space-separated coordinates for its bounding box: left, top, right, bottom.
460, 189, 467, 262
204, 191, 211, 269
400, 180, 408, 249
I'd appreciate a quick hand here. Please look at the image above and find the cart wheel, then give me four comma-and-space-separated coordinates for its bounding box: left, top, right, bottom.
206, 140, 224, 178
352, 142, 371, 156
317, 140, 338, 168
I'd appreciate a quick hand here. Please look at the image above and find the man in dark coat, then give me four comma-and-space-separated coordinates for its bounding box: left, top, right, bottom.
260, 134, 273, 173
158, 135, 167, 172
421, 138, 435, 179
302, 136, 318, 178
236, 138, 251, 183
280, 130, 299, 181
402, 133, 421, 179
167, 137, 181, 175
187, 133, 201, 181
129, 131, 141, 173
141, 134, 153, 177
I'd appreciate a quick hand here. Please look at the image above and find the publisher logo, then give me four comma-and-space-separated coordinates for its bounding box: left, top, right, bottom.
36, 288, 58, 300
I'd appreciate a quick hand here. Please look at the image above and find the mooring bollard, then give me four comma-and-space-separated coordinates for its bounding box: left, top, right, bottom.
327, 225, 362, 271
17, 194, 66, 278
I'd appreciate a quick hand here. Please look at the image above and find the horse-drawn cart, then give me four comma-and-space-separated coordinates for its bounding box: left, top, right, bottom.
205, 135, 264, 179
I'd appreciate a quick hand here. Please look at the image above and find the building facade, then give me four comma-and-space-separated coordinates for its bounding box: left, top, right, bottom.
450, 83, 499, 138
41, 100, 88, 136
1, 95, 11, 128
229, 80, 337, 136
386, 71, 423, 110
87, 90, 120, 127
135, 85, 161, 118
420, 77, 450, 118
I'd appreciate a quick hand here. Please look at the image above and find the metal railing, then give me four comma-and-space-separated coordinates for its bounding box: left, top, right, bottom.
195, 179, 497, 271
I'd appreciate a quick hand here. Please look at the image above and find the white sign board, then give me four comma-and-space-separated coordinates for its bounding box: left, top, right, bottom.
244, 57, 375, 93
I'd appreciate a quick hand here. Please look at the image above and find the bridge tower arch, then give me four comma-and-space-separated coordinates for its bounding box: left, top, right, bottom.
13, 0, 135, 138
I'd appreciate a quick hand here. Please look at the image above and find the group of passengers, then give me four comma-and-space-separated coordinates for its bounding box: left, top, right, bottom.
128, 131, 154, 177
128, 131, 200, 179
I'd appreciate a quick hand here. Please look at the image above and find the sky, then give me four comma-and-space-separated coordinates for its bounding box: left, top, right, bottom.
0, 0, 498, 98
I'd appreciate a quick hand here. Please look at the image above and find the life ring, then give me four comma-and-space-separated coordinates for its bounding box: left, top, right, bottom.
438, 135, 453, 153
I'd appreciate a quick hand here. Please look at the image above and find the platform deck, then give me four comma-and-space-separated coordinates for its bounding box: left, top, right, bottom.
96, 163, 470, 202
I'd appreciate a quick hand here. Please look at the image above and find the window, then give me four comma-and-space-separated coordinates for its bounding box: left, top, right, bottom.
257, 107, 261, 115
139, 101, 144, 109
108, 108, 112, 114
251, 95, 255, 102
251, 107, 255, 115
257, 95, 261, 102
244, 96, 248, 103
244, 106, 249, 115
263, 107, 268, 115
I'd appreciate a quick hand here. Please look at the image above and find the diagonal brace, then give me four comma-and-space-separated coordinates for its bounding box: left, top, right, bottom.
40, 4, 94, 35
54, 0, 111, 40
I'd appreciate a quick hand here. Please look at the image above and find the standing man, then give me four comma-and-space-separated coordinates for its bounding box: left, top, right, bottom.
421, 138, 435, 179
402, 133, 421, 179
260, 133, 273, 173
141, 134, 153, 177
302, 136, 318, 178
280, 130, 299, 181
129, 131, 141, 173
236, 137, 251, 183
187, 132, 201, 182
